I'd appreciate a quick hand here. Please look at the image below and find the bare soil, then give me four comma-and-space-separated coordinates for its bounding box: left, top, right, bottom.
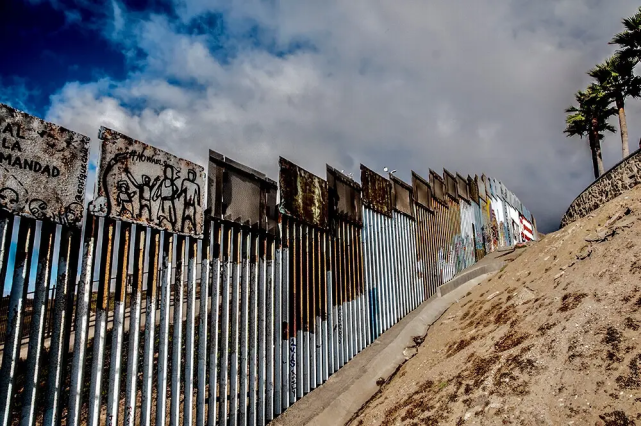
350, 187, 641, 426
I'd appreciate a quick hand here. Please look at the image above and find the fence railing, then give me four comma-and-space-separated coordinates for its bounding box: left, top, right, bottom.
0, 102, 537, 426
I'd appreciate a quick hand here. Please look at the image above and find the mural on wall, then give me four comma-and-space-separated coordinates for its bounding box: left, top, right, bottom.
93, 127, 205, 237
0, 103, 89, 227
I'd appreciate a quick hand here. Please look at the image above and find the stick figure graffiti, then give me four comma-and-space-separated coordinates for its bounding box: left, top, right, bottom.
116, 180, 136, 218
96, 127, 205, 236
179, 169, 201, 234
152, 164, 180, 231
126, 169, 160, 221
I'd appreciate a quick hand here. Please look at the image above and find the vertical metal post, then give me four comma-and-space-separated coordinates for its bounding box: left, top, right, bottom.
156, 233, 174, 426
67, 217, 98, 426
229, 227, 241, 426
206, 221, 220, 426
280, 218, 290, 412
218, 224, 232, 425
238, 230, 250, 425
249, 234, 260, 426
184, 238, 198, 426
106, 224, 132, 426
321, 232, 329, 382
141, 230, 160, 426
314, 229, 322, 385
272, 231, 282, 417
309, 227, 317, 391
88, 218, 116, 426
124, 227, 146, 426
257, 235, 267, 425
20, 221, 55, 426
302, 225, 310, 395
170, 236, 186, 426
44, 227, 79, 426
265, 236, 275, 422
196, 220, 211, 426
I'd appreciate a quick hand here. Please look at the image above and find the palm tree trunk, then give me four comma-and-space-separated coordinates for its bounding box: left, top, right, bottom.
591, 116, 605, 178
616, 94, 629, 158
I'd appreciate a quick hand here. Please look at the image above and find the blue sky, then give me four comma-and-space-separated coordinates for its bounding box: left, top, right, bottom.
2, 0, 641, 235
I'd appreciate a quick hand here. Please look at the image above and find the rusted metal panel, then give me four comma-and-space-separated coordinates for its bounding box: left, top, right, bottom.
456, 173, 470, 202
0, 103, 89, 227
93, 127, 205, 237
360, 165, 392, 217
443, 169, 458, 200
279, 157, 328, 229
477, 174, 487, 201
429, 169, 447, 207
390, 175, 414, 218
327, 165, 362, 226
468, 175, 479, 204
411, 171, 432, 210
208, 150, 278, 234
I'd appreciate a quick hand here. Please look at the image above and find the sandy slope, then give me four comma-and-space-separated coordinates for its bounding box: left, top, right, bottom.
350, 188, 641, 426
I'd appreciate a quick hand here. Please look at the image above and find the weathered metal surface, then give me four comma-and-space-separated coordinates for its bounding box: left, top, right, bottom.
94, 127, 205, 237
279, 157, 328, 229
443, 169, 458, 200
0, 103, 89, 227
360, 165, 392, 217
411, 171, 432, 210
390, 175, 414, 218
429, 170, 447, 206
327, 165, 363, 225
475, 174, 485, 201
456, 173, 470, 202
208, 150, 278, 233
467, 175, 478, 204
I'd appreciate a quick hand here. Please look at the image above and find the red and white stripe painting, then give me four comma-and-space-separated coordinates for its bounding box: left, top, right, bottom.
521, 216, 533, 241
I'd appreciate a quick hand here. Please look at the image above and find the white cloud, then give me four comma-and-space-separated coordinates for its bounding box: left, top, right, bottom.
44, 0, 641, 232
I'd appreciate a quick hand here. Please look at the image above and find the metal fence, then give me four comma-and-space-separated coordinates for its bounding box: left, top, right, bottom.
0, 104, 538, 426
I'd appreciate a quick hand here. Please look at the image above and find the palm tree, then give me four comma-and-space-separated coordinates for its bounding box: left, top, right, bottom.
611, 7, 641, 63
564, 84, 617, 179
588, 55, 641, 158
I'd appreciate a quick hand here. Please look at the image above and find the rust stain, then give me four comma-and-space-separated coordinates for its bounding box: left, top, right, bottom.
443, 169, 458, 200
412, 171, 433, 211
429, 169, 448, 207
360, 164, 392, 217
278, 157, 328, 229
391, 174, 414, 218
456, 173, 470, 202
327, 165, 363, 226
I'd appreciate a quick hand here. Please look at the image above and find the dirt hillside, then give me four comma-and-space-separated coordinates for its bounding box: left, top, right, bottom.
350, 187, 641, 426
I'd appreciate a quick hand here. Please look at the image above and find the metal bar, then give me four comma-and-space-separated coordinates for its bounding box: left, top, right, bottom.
0, 213, 14, 292
196, 220, 211, 426
218, 224, 232, 425
325, 238, 334, 377
206, 221, 220, 426
67, 216, 98, 426
106, 223, 132, 426
229, 227, 241, 426
314, 229, 322, 386
257, 235, 267, 425
20, 221, 55, 426
44, 227, 79, 426
337, 221, 345, 368
249, 233, 260, 426
302, 224, 310, 395
345, 221, 353, 362
124, 227, 146, 426
296, 223, 304, 399
156, 233, 174, 426
290, 219, 298, 403
361, 210, 371, 345
280, 217, 290, 412
309, 227, 317, 391
88, 218, 116, 426
265, 236, 275, 422
170, 236, 186, 426
238, 230, 250, 426
272, 231, 282, 417
141, 230, 160, 426
320, 231, 328, 382
184, 238, 198, 426
0, 219, 35, 426
330, 224, 338, 371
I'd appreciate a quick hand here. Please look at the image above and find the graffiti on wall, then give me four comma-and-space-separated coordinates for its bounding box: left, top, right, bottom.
93, 127, 205, 237
0, 103, 89, 227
